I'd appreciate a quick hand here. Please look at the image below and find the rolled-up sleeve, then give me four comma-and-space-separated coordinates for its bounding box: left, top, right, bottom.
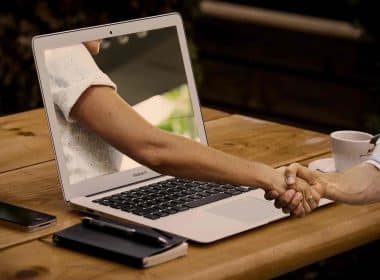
44, 44, 116, 122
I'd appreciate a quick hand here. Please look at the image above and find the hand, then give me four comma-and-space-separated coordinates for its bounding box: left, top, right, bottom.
267, 162, 380, 215
265, 164, 325, 217
284, 163, 325, 217
265, 186, 307, 217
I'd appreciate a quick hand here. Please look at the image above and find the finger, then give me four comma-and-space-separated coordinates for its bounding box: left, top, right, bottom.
307, 197, 317, 210
296, 165, 317, 185
277, 189, 296, 208
264, 190, 279, 200
302, 184, 315, 210
289, 192, 303, 211
312, 181, 326, 198
292, 176, 315, 212
285, 163, 317, 186
302, 192, 312, 214
303, 184, 322, 210
291, 204, 305, 218
274, 198, 282, 209
285, 163, 298, 185
309, 188, 321, 210
311, 188, 321, 203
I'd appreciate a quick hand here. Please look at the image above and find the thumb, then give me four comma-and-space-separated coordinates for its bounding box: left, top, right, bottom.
285, 164, 297, 185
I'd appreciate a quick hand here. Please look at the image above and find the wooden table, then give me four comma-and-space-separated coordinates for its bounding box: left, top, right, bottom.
1, 108, 379, 280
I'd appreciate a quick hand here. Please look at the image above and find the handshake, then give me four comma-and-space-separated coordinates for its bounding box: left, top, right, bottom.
264, 163, 326, 218
264, 162, 380, 218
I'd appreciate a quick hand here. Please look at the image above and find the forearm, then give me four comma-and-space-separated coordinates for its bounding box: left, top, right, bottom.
322, 163, 380, 204
148, 132, 283, 191
71, 86, 284, 192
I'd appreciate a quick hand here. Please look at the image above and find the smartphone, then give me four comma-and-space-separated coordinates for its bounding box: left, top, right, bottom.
0, 201, 56, 231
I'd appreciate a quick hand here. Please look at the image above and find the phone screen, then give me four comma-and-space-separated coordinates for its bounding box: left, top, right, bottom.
0, 201, 56, 228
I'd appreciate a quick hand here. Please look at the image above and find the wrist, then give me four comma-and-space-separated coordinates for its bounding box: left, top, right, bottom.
318, 171, 340, 199
320, 164, 377, 204
248, 162, 283, 192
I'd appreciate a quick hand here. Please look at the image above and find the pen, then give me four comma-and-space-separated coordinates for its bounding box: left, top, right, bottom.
82, 217, 168, 247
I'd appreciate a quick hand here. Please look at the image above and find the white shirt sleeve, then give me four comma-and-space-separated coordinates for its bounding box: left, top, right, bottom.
366, 139, 380, 169
44, 44, 116, 122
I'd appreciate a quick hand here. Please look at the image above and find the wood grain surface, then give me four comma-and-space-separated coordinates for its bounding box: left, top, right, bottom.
1, 202, 380, 280
0, 110, 330, 249
206, 114, 330, 167
0, 161, 79, 249
201, 107, 230, 121
0, 109, 53, 173
0, 108, 354, 280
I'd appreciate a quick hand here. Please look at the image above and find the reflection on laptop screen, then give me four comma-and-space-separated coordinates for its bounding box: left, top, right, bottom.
44, 26, 199, 184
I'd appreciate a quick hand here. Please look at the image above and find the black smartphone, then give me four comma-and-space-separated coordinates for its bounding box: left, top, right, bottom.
0, 201, 56, 231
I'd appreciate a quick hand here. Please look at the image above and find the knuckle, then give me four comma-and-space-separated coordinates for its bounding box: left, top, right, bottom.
279, 196, 289, 206
284, 192, 292, 201
291, 162, 300, 169
290, 201, 298, 209
294, 210, 302, 217
288, 163, 296, 171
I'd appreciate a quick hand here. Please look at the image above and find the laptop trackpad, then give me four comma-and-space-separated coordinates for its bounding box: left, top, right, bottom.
206, 197, 281, 224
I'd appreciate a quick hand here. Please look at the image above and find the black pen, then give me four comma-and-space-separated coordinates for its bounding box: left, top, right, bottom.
82, 217, 168, 247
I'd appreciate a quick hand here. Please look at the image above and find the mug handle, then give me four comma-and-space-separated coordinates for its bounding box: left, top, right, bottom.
370, 133, 380, 145
367, 133, 380, 154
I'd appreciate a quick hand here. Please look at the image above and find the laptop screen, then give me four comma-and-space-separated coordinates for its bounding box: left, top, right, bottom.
43, 26, 200, 185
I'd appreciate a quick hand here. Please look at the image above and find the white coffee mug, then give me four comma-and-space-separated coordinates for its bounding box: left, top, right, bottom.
331, 130, 374, 172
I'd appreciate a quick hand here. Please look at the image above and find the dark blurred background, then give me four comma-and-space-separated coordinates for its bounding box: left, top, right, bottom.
195, 0, 380, 134
1, 0, 380, 278
0, 0, 200, 116
1, 0, 380, 134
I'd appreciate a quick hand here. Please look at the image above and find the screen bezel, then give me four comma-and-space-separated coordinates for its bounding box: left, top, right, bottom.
32, 13, 208, 201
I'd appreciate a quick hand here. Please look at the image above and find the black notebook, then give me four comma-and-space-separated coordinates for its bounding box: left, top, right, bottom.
53, 221, 187, 268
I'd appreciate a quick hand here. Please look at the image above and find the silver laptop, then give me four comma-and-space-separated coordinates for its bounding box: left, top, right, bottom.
32, 13, 320, 243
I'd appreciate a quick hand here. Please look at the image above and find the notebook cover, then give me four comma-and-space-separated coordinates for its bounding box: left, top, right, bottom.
52, 222, 186, 268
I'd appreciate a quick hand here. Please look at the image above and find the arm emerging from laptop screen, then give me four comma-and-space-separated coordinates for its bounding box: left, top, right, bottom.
70, 83, 319, 215
44, 32, 318, 216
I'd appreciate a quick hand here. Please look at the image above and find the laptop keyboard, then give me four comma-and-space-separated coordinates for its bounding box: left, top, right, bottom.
92, 178, 251, 220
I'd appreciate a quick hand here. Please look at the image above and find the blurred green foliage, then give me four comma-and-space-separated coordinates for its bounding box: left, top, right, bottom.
158, 85, 198, 139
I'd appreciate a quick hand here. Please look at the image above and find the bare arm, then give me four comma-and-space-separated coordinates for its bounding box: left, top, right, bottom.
70, 86, 289, 192
285, 163, 380, 204
268, 162, 380, 218
321, 163, 380, 204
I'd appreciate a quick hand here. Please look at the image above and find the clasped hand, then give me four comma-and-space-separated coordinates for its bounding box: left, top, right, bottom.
268, 163, 326, 217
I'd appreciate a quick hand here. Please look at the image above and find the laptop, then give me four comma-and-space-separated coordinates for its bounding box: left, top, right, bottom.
32, 13, 328, 243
